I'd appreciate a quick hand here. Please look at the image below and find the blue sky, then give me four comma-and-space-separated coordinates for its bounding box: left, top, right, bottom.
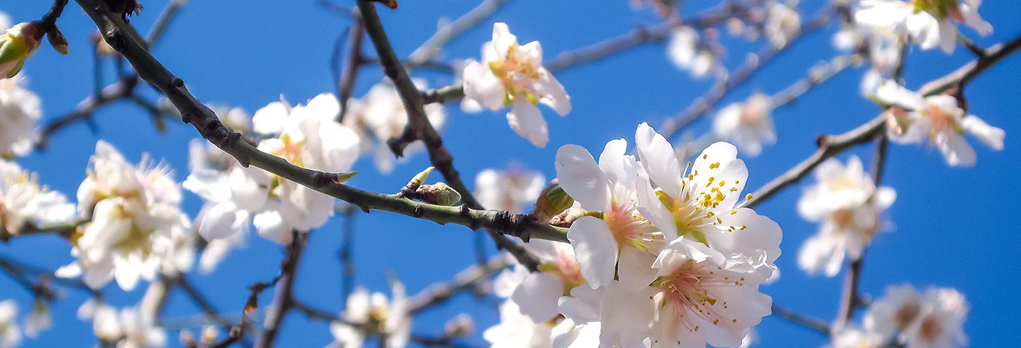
1, 0, 1019, 347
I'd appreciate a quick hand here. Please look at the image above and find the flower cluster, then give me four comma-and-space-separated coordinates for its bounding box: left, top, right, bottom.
489, 123, 782, 348
462, 23, 571, 148
327, 281, 411, 348
797, 156, 896, 277
0, 159, 76, 237
831, 284, 969, 348
0, 77, 41, 157
712, 94, 776, 157
57, 141, 193, 290
667, 27, 718, 79
855, 0, 991, 54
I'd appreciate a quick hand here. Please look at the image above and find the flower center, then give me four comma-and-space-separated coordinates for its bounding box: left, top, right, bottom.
894, 300, 921, 329
654, 260, 746, 334
918, 314, 944, 342
488, 43, 543, 106
273, 134, 306, 168
604, 198, 654, 250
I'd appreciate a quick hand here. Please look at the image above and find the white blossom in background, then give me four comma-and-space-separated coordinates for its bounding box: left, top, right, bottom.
57, 141, 192, 290
328, 281, 411, 348
712, 94, 776, 157
205, 93, 360, 245
865, 284, 969, 348
0, 12, 10, 30
343, 81, 446, 174
555, 137, 664, 291
877, 81, 1004, 166
506, 239, 585, 322
797, 156, 896, 277
634, 123, 782, 267
667, 27, 717, 79
474, 167, 545, 214
22, 301, 50, 338
0, 77, 42, 157
0, 300, 20, 348
765, 1, 801, 48
854, 0, 992, 54
483, 300, 556, 348
463, 22, 571, 148
91, 305, 167, 348
557, 281, 655, 348
0, 159, 77, 236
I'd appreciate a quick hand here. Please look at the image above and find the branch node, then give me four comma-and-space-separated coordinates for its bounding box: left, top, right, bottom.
413, 205, 425, 218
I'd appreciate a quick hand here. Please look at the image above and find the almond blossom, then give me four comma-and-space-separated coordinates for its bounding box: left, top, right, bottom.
484, 300, 558, 348
855, 0, 992, 54
327, 281, 411, 348
827, 325, 886, 348
554, 138, 664, 290
877, 81, 1004, 166
462, 22, 571, 148
865, 284, 969, 348
506, 239, 585, 322
57, 141, 191, 290
474, 167, 545, 214
200, 93, 360, 245
343, 80, 446, 174
0, 300, 20, 348
0, 159, 76, 236
0, 77, 41, 157
712, 94, 776, 157
797, 156, 896, 277
634, 123, 781, 267
91, 305, 167, 348
667, 27, 717, 79
765, 1, 801, 48
557, 281, 656, 348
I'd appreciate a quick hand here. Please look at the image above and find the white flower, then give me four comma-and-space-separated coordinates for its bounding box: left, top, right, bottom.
0, 159, 76, 236
91, 305, 167, 348
463, 22, 571, 148
667, 27, 716, 79
210, 105, 252, 134
827, 325, 886, 348
183, 139, 252, 271
865, 284, 969, 348
0, 77, 41, 157
509, 239, 585, 322
22, 301, 50, 338
328, 281, 411, 348
343, 81, 446, 174
484, 301, 556, 348
765, 1, 801, 48
877, 81, 1004, 167
558, 281, 656, 348
241, 93, 359, 244
855, 0, 992, 54
555, 137, 664, 291
712, 94, 776, 157
797, 156, 896, 277
646, 241, 774, 348
0, 300, 20, 348
58, 141, 191, 290
634, 123, 782, 267
474, 167, 545, 214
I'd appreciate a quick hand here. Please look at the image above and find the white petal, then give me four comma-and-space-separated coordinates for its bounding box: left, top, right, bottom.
507, 99, 549, 148
252, 101, 290, 135
616, 246, 659, 291
491, 23, 518, 56
511, 272, 564, 322
555, 145, 610, 212
938, 133, 977, 167
961, 115, 1004, 150
198, 201, 243, 240
635, 122, 683, 198
462, 60, 506, 111
636, 176, 678, 238
567, 216, 619, 289
535, 68, 571, 116
254, 206, 293, 245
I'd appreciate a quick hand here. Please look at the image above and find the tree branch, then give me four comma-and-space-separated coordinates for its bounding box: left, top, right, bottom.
770, 304, 830, 336
256, 231, 308, 348
406, 253, 510, 315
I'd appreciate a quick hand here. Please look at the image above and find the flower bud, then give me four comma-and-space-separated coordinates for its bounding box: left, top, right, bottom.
46, 26, 69, 55
0, 22, 45, 79
408, 166, 435, 188
528, 178, 574, 222
417, 182, 461, 206
444, 313, 474, 337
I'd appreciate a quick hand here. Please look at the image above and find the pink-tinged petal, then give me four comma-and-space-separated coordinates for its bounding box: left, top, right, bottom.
252, 101, 290, 135
555, 145, 610, 212
616, 246, 659, 291
507, 99, 549, 147
636, 176, 678, 238
462, 60, 506, 111
568, 216, 619, 289
938, 133, 977, 167
511, 272, 564, 322
635, 122, 683, 198
961, 115, 1005, 150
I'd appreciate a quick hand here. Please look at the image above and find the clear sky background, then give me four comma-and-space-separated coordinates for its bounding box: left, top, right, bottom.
1, 0, 1019, 347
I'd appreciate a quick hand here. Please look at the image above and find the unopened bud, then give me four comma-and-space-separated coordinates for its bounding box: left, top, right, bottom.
201, 326, 220, 344
408, 166, 435, 188
417, 182, 461, 206
46, 26, 69, 55
529, 179, 574, 222
0, 22, 45, 79
549, 203, 586, 227
444, 313, 474, 337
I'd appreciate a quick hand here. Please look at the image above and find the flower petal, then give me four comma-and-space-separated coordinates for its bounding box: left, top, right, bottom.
567, 216, 619, 289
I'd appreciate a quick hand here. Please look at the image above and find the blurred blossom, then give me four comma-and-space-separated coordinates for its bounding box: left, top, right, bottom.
328, 280, 411, 348
91, 305, 167, 348
765, 1, 801, 48
462, 23, 571, 148
0, 300, 21, 348
0, 77, 41, 157
0, 159, 76, 236
865, 284, 969, 348
343, 80, 445, 174
483, 300, 556, 348
474, 166, 545, 214
667, 27, 717, 79
854, 0, 991, 54
22, 300, 50, 338
712, 93, 776, 157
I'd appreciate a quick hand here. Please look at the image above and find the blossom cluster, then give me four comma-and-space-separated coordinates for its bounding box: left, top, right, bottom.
831, 284, 969, 348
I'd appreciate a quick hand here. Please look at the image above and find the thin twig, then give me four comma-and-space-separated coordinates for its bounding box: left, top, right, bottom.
407, 253, 510, 315
336, 10, 364, 122
256, 231, 308, 348
770, 304, 830, 336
